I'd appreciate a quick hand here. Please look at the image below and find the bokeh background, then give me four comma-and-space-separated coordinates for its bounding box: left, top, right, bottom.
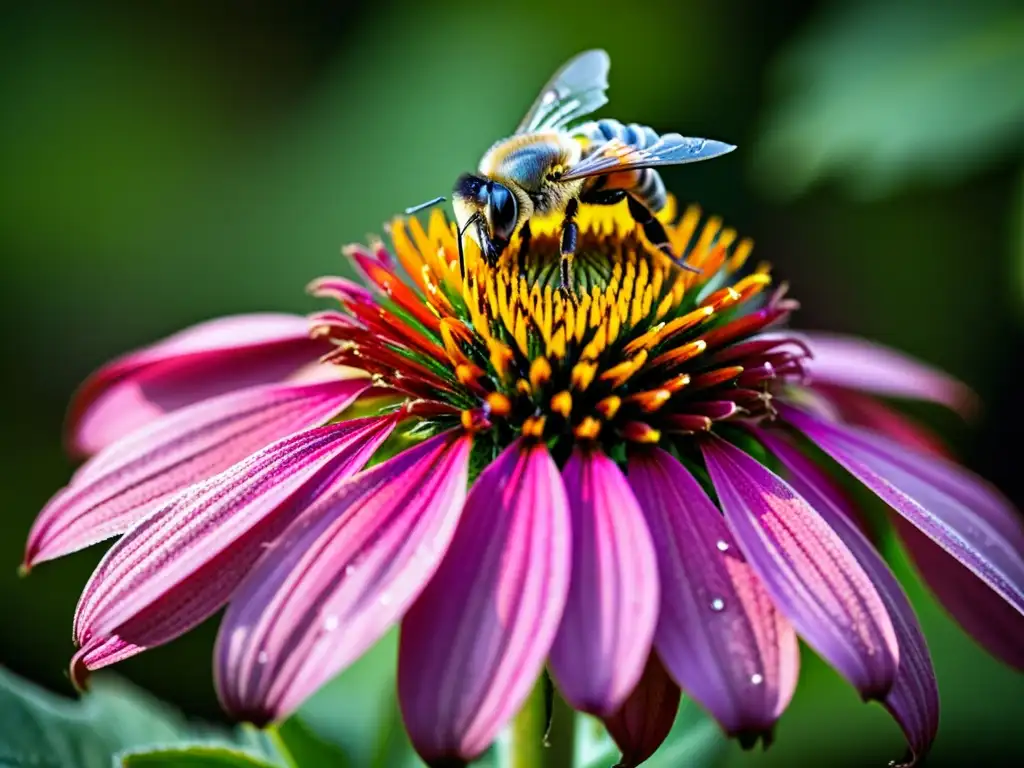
2, 0, 1022, 766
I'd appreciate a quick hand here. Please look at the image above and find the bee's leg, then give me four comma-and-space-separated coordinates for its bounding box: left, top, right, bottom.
516, 220, 532, 275
625, 194, 700, 274
559, 199, 580, 303
580, 188, 626, 206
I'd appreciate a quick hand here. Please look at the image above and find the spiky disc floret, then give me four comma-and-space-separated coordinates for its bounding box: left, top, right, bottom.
311, 199, 807, 459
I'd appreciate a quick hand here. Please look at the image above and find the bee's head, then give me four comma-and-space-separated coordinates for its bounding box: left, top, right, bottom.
453, 173, 524, 263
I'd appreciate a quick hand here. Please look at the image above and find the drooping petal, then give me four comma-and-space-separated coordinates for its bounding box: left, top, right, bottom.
628, 447, 798, 740
816, 386, 950, 457
782, 405, 1024, 624
71, 417, 393, 673
701, 436, 900, 700
761, 430, 938, 766
796, 331, 977, 416
27, 378, 368, 567
603, 653, 681, 768
548, 448, 659, 716
897, 518, 1024, 670
215, 431, 472, 725
397, 440, 571, 764
68, 313, 329, 456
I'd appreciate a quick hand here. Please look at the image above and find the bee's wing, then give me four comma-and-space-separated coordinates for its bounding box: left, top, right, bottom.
515, 50, 611, 135
560, 134, 736, 181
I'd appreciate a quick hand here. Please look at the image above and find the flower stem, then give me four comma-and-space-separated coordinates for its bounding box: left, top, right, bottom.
510, 675, 576, 768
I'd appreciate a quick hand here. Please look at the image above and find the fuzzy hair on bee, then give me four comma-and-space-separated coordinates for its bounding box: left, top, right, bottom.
417, 49, 737, 297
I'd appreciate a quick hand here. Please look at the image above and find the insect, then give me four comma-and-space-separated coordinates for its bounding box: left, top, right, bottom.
436, 49, 735, 297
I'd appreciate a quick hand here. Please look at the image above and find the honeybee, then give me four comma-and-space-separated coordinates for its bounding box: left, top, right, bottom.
440, 49, 735, 296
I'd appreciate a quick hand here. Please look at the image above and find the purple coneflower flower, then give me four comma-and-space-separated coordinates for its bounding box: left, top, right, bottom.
25, 200, 1023, 767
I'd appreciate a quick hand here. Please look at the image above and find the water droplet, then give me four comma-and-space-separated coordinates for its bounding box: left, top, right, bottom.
710, 598, 725, 612
750, 673, 763, 685
345, 564, 356, 576
323, 615, 339, 631
716, 540, 729, 552
257, 651, 269, 664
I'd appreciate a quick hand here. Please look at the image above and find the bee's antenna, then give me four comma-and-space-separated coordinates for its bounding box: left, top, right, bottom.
404, 196, 446, 216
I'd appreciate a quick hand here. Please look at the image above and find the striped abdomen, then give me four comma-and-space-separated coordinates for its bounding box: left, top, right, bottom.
573, 118, 668, 213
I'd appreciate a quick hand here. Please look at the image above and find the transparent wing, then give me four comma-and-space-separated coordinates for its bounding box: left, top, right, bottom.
515, 50, 611, 135
560, 134, 737, 181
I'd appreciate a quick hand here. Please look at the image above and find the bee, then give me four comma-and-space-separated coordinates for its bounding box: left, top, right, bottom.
441, 49, 735, 297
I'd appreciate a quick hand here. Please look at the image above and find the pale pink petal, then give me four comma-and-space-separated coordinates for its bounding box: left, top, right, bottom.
701, 436, 900, 700
782, 405, 1024, 622
628, 447, 798, 740
215, 431, 472, 724
897, 518, 1024, 670
796, 331, 977, 416
68, 313, 329, 456
548, 448, 658, 716
26, 378, 368, 567
397, 440, 571, 764
71, 417, 393, 673
603, 653, 681, 768
761, 430, 938, 766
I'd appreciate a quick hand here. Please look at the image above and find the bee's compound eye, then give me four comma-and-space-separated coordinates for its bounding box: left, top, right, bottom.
487, 183, 518, 242
454, 173, 487, 205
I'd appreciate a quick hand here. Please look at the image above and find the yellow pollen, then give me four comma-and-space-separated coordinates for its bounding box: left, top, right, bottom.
600, 350, 648, 388
516, 379, 532, 397
596, 395, 622, 419
570, 361, 598, 391
455, 363, 484, 387
651, 339, 707, 369
663, 373, 691, 393
621, 421, 661, 444
627, 388, 672, 413
486, 392, 512, 417
529, 357, 552, 389
550, 391, 573, 418
522, 415, 546, 438
575, 417, 602, 440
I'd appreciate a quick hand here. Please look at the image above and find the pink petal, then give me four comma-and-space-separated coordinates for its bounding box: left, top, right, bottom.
817, 385, 950, 457
548, 448, 659, 716
68, 313, 329, 456
897, 518, 1024, 670
26, 378, 368, 567
628, 447, 798, 741
701, 436, 900, 700
71, 417, 393, 673
797, 331, 977, 416
397, 440, 571, 764
603, 653, 681, 768
761, 430, 938, 766
782, 405, 1024, 621
215, 431, 472, 724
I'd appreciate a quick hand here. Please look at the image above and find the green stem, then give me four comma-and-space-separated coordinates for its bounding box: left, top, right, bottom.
509, 676, 576, 768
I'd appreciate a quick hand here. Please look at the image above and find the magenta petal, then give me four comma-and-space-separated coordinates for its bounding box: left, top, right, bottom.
26, 378, 368, 567
761, 430, 938, 766
701, 436, 900, 700
71, 417, 393, 672
215, 431, 472, 724
898, 518, 1024, 670
797, 331, 977, 416
68, 313, 329, 456
397, 440, 571, 764
603, 653, 681, 768
782, 405, 1024, 622
548, 448, 658, 716
628, 447, 798, 739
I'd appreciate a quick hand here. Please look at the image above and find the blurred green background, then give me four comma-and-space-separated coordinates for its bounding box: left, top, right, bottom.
1, 0, 1022, 766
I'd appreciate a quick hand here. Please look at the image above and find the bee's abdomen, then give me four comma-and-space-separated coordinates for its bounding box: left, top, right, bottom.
574, 119, 667, 213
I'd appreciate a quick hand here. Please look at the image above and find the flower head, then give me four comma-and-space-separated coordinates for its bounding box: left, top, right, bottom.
26, 198, 1024, 767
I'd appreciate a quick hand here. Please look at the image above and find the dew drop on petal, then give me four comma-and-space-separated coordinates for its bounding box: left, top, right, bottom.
345, 564, 357, 576
257, 651, 269, 665
750, 673, 763, 685
716, 540, 729, 552
710, 598, 725, 612
323, 615, 339, 631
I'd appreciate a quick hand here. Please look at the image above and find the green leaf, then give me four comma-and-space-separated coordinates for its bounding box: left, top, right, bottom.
271, 719, 351, 768
755, 0, 1024, 198
581, 696, 729, 768
0, 666, 277, 768
121, 746, 278, 767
